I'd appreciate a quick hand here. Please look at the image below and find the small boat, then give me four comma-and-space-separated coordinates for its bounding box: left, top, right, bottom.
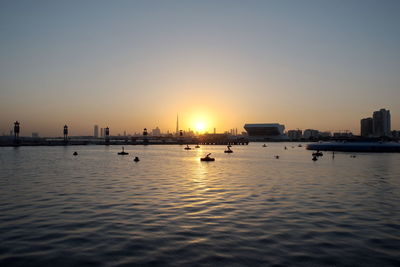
184, 145, 191, 150
262, 144, 267, 147
312, 151, 323, 157
133, 156, 140, 162
224, 146, 233, 153
118, 147, 129, 155
195, 145, 200, 148
201, 153, 215, 161
73, 151, 78, 156
275, 155, 280, 159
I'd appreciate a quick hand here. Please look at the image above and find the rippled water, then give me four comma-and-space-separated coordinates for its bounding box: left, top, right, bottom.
1, 143, 400, 266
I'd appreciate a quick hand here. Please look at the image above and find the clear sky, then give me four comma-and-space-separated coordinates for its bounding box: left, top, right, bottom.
1, 0, 399, 136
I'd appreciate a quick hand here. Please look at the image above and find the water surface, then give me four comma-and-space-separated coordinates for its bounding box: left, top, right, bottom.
1, 144, 400, 266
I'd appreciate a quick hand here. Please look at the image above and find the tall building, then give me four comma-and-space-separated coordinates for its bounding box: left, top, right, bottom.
360, 117, 373, 137
176, 114, 179, 135
94, 125, 99, 138
100, 128, 103, 137
372, 109, 391, 137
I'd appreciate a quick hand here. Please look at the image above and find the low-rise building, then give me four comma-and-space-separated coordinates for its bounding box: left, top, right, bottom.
287, 129, 302, 141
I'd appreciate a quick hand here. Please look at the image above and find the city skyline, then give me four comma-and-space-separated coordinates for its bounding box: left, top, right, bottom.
1, 1, 400, 136
2, 107, 396, 138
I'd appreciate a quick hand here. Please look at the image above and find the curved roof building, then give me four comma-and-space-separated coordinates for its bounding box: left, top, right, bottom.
244, 123, 289, 141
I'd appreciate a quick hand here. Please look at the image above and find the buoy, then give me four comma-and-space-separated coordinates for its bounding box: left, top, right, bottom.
275, 155, 280, 159
133, 156, 140, 162
118, 147, 129, 155
73, 151, 78, 156
201, 153, 215, 161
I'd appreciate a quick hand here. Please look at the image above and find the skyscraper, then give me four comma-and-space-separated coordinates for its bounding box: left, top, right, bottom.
176, 114, 179, 135
94, 125, 99, 138
372, 109, 391, 137
360, 117, 373, 137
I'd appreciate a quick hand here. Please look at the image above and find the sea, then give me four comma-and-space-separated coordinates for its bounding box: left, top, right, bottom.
0, 143, 399, 266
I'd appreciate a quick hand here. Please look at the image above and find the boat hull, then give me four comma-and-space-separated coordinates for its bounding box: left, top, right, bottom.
307, 142, 400, 152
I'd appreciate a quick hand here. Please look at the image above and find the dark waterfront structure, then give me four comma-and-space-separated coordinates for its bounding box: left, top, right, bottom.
63, 125, 68, 143
307, 141, 400, 152
287, 129, 302, 141
373, 108, 391, 137
13, 121, 20, 144
360, 108, 392, 138
93, 125, 99, 138
198, 133, 248, 145
244, 123, 289, 141
105, 127, 110, 145
360, 117, 373, 137
143, 128, 148, 144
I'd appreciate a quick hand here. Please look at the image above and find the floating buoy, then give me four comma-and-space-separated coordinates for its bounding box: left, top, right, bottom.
118, 147, 129, 155
133, 156, 140, 162
201, 153, 215, 161
73, 151, 78, 156
224, 145, 233, 153
312, 151, 323, 157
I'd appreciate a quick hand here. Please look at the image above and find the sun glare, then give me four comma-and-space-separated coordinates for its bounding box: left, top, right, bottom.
195, 122, 206, 132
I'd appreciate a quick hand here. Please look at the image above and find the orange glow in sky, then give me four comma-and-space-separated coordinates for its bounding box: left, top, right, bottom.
0, 1, 399, 136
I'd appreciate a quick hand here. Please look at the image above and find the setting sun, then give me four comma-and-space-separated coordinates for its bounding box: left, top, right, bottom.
194, 122, 206, 132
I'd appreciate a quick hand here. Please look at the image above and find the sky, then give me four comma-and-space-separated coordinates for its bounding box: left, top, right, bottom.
1, 0, 399, 136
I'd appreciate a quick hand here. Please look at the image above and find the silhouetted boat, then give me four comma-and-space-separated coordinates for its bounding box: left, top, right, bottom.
224, 146, 233, 153
307, 141, 400, 152
118, 147, 129, 155
184, 145, 191, 150
201, 153, 215, 161
275, 155, 280, 159
195, 145, 200, 148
